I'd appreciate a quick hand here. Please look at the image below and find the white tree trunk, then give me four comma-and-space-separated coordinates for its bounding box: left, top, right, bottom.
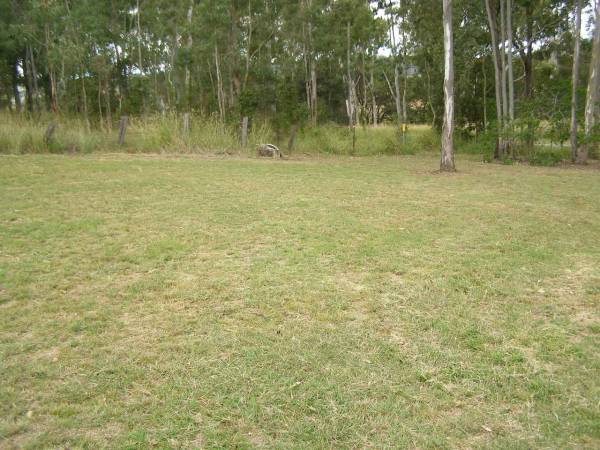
441, 0, 455, 171
579, 0, 600, 164
185, 0, 193, 103
570, 0, 583, 161
346, 21, 355, 128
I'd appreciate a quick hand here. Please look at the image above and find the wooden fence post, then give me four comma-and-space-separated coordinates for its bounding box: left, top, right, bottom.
287, 123, 299, 153
241, 116, 249, 148
44, 122, 57, 145
118, 116, 128, 145
183, 112, 190, 133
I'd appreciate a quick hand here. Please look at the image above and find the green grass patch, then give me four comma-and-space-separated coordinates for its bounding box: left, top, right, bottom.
0, 154, 599, 448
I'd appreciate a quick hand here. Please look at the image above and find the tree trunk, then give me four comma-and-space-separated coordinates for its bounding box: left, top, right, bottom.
24, 50, 34, 114
521, 3, 534, 148
185, 0, 193, 107
579, 0, 600, 164
104, 79, 112, 131
45, 22, 58, 113
136, 0, 145, 112
346, 21, 354, 128
243, 0, 252, 91
483, 55, 487, 131
310, 60, 317, 125
80, 67, 90, 131
361, 51, 368, 126
98, 77, 104, 129
12, 60, 21, 113
441, 0, 455, 171
136, 0, 143, 74
485, 0, 505, 158
394, 64, 402, 134
500, 0, 508, 151
506, 0, 514, 156
570, 0, 583, 161
371, 67, 377, 126
214, 44, 225, 122
506, 0, 514, 122
228, 4, 241, 110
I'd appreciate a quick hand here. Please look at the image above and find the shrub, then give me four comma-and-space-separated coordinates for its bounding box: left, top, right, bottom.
528, 148, 566, 167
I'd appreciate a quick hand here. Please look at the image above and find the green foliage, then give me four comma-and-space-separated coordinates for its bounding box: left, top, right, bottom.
528, 147, 568, 166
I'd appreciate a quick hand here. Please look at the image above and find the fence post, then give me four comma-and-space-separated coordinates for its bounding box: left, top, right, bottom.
44, 122, 57, 146
287, 123, 299, 153
118, 116, 128, 145
183, 112, 190, 133
241, 116, 249, 148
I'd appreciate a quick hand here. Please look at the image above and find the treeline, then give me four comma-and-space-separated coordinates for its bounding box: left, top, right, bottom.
0, 0, 598, 159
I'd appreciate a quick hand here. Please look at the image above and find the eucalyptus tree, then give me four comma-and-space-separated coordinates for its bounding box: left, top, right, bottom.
570, 0, 583, 161
441, 0, 455, 171
579, 0, 600, 164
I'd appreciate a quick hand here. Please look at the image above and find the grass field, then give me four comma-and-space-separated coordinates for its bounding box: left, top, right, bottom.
1, 154, 599, 449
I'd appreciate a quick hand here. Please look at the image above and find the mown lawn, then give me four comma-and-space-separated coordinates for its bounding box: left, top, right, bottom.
1, 154, 599, 449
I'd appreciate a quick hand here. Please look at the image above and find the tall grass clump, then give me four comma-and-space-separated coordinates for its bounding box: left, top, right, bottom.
292, 123, 438, 156
0, 112, 442, 156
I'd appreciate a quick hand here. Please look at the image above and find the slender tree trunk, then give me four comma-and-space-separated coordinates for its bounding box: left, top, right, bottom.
98, 77, 104, 129
394, 64, 402, 133
570, 0, 583, 161
506, 0, 514, 156
506, 0, 514, 122
44, 22, 58, 113
346, 21, 357, 154
24, 50, 34, 114
228, 4, 241, 110
27, 45, 41, 115
346, 21, 354, 128
136, 0, 145, 112
12, 61, 21, 113
521, 3, 534, 148
371, 67, 377, 126
425, 61, 436, 128
214, 44, 225, 122
485, 0, 504, 158
310, 59, 317, 125
303, 34, 311, 119
243, 0, 254, 93
441, 0, 455, 171
361, 51, 368, 126
579, 0, 600, 164
185, 0, 193, 108
80, 68, 90, 131
105, 79, 112, 131
303, 0, 317, 126
136, 0, 143, 73
401, 27, 408, 136
500, 0, 508, 152
483, 55, 487, 132
170, 33, 180, 107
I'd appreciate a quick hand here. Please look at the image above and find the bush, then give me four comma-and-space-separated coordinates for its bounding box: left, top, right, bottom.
528, 148, 566, 167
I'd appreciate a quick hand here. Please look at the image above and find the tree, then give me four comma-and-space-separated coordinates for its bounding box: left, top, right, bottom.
579, 0, 600, 164
441, 0, 455, 171
570, 0, 583, 161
